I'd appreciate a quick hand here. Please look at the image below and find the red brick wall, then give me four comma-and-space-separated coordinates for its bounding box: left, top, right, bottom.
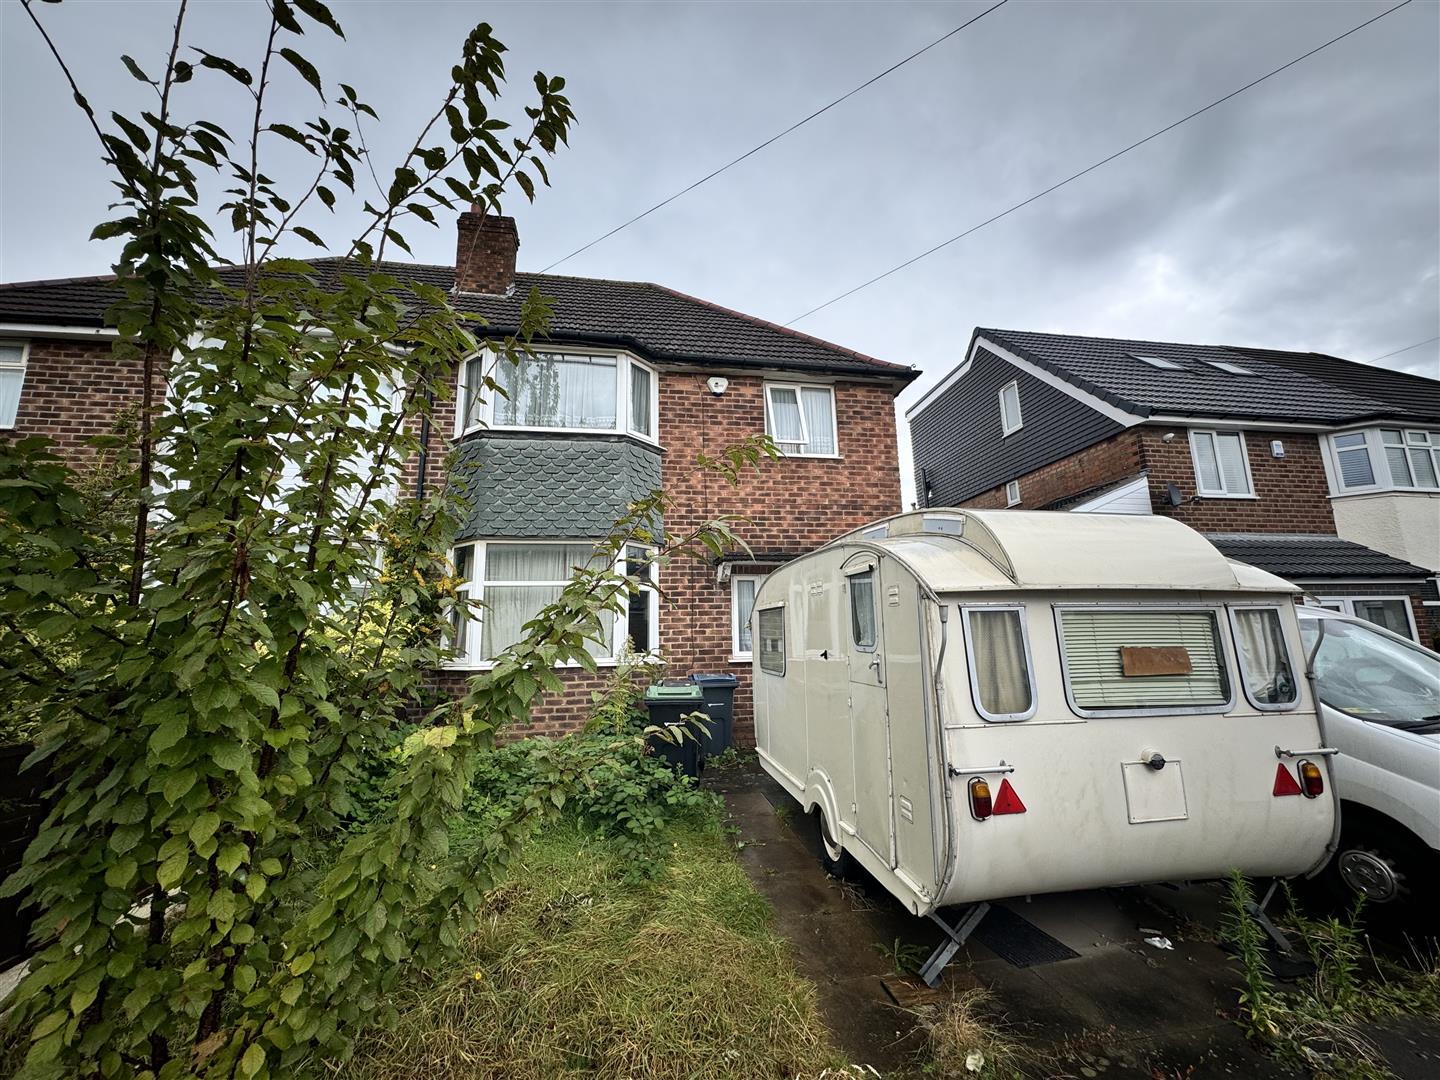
960, 430, 1143, 510
1, 338, 160, 463
1134, 427, 1336, 534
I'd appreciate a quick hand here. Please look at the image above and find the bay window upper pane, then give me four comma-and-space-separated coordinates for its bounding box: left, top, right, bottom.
1408, 446, 1438, 488
493, 353, 617, 430
484, 542, 599, 582
1385, 444, 1413, 487
629, 363, 653, 437
1332, 432, 1375, 488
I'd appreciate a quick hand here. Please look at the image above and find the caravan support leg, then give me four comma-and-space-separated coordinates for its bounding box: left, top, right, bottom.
918, 902, 991, 988
1244, 880, 1297, 958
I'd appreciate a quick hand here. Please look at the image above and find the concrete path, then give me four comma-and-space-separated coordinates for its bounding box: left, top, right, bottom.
711, 761, 1438, 1079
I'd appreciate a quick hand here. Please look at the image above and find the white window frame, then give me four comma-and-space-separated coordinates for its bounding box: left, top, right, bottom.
730, 573, 765, 660
1315, 595, 1419, 642
0, 339, 29, 428
1053, 602, 1236, 719
959, 603, 1038, 723
444, 538, 659, 669
999, 380, 1023, 436
1188, 428, 1255, 498
1225, 604, 1301, 712
454, 345, 659, 444
763, 382, 840, 458
1005, 479, 1021, 507
1324, 427, 1440, 495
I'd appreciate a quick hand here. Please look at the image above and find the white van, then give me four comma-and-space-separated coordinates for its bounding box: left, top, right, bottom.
751, 510, 1336, 929
1296, 606, 1439, 911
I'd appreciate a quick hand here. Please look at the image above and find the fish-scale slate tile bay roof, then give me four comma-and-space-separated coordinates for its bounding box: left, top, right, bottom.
0, 260, 915, 382
976, 328, 1428, 424
1206, 533, 1433, 579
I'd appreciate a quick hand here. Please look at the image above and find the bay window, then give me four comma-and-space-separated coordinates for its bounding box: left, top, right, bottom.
447, 540, 658, 667
1328, 427, 1440, 493
1315, 596, 1418, 641
765, 383, 838, 457
1189, 429, 1253, 497
456, 349, 657, 441
0, 341, 28, 428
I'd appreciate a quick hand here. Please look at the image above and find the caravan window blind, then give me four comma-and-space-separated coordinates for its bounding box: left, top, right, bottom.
1059, 609, 1229, 712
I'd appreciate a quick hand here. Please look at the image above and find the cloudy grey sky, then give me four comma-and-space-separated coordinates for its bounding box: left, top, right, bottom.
3, 0, 1437, 500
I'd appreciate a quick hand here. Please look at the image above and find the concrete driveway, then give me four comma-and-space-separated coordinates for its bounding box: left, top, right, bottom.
710, 760, 1439, 1080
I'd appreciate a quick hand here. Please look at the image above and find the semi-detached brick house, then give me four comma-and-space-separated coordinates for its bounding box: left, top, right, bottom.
908, 328, 1440, 647
0, 209, 916, 743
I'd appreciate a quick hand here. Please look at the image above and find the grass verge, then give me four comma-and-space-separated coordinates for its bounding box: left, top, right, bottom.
341, 809, 848, 1080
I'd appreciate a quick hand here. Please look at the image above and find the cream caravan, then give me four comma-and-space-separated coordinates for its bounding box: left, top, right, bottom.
751, 510, 1336, 977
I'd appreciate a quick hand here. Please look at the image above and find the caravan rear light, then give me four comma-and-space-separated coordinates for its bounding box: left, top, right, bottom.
1298, 760, 1324, 799
969, 778, 993, 821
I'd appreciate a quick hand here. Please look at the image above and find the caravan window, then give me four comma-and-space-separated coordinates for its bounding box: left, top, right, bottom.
848, 570, 877, 650
758, 606, 786, 675
1228, 607, 1299, 710
1057, 608, 1231, 715
961, 606, 1036, 722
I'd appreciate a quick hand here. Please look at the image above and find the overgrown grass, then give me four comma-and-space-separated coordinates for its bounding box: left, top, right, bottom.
1220, 872, 1440, 1079
341, 810, 847, 1079
915, 988, 1032, 1079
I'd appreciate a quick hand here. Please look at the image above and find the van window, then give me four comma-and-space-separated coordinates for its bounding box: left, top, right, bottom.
849, 570, 877, 650
1058, 608, 1230, 713
758, 606, 786, 676
1229, 607, 1298, 709
1299, 616, 1440, 731
961, 606, 1036, 722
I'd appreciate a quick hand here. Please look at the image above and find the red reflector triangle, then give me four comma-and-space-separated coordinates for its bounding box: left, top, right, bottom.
1273, 763, 1303, 797
992, 778, 1027, 815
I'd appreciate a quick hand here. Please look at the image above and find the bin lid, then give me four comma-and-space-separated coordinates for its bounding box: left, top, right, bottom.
645, 683, 704, 702
688, 672, 739, 687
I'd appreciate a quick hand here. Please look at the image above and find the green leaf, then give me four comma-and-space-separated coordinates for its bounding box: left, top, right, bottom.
158, 850, 188, 889
293, 0, 345, 37
217, 842, 247, 875
120, 55, 153, 84
240, 1042, 266, 1077
194, 50, 253, 86
279, 48, 323, 99
150, 713, 187, 754
190, 812, 221, 846
163, 769, 197, 805
211, 741, 250, 772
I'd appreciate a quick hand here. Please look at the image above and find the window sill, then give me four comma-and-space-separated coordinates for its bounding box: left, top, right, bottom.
455, 425, 662, 450
442, 657, 624, 673
1330, 487, 1440, 499
776, 452, 844, 461
1193, 492, 1259, 500
729, 655, 753, 664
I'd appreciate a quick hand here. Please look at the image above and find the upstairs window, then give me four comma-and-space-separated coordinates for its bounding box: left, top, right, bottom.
0, 341, 27, 428
1189, 429, 1253, 496
765, 383, 837, 457
457, 349, 657, 441
999, 380, 1022, 435
1329, 428, 1440, 493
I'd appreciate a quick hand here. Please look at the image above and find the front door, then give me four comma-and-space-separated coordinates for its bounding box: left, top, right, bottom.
844, 555, 893, 866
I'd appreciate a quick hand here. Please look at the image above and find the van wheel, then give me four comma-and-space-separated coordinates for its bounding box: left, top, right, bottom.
1321, 818, 1435, 910
815, 809, 856, 879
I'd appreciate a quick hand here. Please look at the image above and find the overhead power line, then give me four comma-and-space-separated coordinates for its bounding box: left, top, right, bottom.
1368, 335, 1439, 364
539, 0, 1010, 273
786, 0, 1415, 326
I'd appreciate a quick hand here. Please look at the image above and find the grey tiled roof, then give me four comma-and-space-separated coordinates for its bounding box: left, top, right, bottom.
978, 328, 1431, 424
1206, 533, 1432, 580
0, 260, 914, 381
1227, 346, 1440, 424
450, 434, 661, 542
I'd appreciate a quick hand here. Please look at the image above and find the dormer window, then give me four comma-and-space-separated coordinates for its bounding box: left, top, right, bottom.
457, 348, 658, 441
999, 380, 1022, 436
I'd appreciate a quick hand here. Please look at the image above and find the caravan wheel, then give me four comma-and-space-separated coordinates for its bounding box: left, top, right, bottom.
815, 808, 856, 879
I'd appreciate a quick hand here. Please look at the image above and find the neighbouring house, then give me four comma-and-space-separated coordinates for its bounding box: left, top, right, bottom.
908, 328, 1440, 646
0, 208, 916, 741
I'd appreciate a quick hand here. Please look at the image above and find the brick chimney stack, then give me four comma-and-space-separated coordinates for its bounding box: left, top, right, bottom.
454, 206, 519, 294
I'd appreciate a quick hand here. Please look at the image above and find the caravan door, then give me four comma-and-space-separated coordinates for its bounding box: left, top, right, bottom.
844, 555, 894, 865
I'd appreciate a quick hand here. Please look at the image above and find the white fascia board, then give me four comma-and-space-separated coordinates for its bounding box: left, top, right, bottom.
0, 323, 118, 340
1144, 414, 1338, 433
905, 335, 1144, 427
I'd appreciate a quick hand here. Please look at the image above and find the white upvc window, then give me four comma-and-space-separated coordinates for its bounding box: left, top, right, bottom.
446, 539, 658, 668
1189, 429, 1254, 497
1315, 596, 1418, 642
1005, 479, 1021, 507
999, 380, 1022, 436
455, 347, 658, 442
764, 382, 838, 457
1327, 427, 1440, 494
731, 574, 764, 659
0, 340, 28, 428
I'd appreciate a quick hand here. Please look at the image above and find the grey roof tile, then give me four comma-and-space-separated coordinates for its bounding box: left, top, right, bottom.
1206, 533, 1432, 579
978, 328, 1428, 424
0, 260, 915, 382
